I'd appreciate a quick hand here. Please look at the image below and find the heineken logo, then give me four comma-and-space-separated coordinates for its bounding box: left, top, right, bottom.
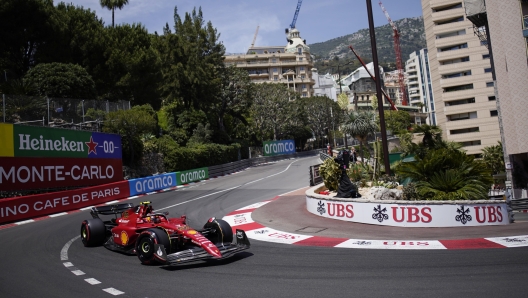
18, 134, 87, 153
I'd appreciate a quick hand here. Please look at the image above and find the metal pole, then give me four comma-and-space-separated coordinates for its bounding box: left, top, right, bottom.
47, 97, 50, 126
2, 94, 5, 123
366, 0, 391, 175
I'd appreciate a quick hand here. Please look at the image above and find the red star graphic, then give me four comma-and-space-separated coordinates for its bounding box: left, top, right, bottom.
85, 136, 98, 155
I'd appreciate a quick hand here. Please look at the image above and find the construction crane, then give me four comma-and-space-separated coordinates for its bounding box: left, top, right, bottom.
285, 0, 303, 35
348, 45, 398, 111
250, 25, 259, 48
379, 1, 408, 106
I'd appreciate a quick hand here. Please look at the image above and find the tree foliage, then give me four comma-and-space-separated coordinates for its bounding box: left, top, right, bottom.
344, 110, 377, 161
482, 141, 504, 175
24, 62, 96, 99
99, 0, 129, 27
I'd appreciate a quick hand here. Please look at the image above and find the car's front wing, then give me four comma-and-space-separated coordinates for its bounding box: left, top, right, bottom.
153, 229, 250, 266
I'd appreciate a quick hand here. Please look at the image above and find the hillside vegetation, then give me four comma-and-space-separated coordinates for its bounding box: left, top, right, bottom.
310, 17, 426, 74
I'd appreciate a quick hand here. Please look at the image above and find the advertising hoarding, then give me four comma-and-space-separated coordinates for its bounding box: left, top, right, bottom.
176, 167, 209, 185
306, 196, 509, 227
0, 180, 130, 224
263, 140, 296, 156
128, 173, 177, 196
0, 157, 123, 191
0, 123, 122, 158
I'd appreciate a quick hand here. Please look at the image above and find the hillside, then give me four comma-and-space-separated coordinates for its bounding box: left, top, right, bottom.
309, 17, 426, 74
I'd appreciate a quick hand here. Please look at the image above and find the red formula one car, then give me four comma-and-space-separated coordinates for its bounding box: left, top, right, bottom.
80, 201, 250, 265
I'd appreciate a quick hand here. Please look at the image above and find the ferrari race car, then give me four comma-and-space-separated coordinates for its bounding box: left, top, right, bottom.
80, 201, 250, 265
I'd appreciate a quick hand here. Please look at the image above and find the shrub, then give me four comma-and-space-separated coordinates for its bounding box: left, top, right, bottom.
319, 158, 341, 191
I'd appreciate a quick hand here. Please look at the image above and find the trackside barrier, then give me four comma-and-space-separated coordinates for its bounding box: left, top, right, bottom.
0, 150, 320, 224
208, 150, 319, 177
0, 181, 130, 224
128, 173, 177, 196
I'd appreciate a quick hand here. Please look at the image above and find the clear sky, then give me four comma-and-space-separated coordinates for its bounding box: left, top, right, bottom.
62, 0, 424, 54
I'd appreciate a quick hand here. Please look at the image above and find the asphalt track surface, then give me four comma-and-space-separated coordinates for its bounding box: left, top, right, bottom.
2, 156, 528, 297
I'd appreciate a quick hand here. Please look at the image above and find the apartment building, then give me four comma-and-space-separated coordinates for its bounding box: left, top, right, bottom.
421, 0, 499, 156
405, 49, 437, 125
464, 0, 528, 194
223, 28, 315, 97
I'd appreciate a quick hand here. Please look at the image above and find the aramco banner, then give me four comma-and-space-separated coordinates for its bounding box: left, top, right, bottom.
176, 167, 209, 185
263, 140, 296, 156
0, 123, 122, 158
128, 173, 177, 196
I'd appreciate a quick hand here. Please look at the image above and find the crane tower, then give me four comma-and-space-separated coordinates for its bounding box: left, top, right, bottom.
285, 0, 303, 36
379, 1, 408, 106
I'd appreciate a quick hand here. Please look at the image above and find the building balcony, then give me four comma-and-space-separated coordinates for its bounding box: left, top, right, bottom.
431, 7, 465, 23
436, 47, 471, 61
435, 34, 470, 49
430, 0, 464, 11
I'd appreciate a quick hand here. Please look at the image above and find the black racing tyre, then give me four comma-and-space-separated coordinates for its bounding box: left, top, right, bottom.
80, 219, 106, 247
135, 228, 170, 265
204, 218, 233, 244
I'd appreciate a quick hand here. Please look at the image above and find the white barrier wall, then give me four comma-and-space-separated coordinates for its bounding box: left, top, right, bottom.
306, 191, 510, 228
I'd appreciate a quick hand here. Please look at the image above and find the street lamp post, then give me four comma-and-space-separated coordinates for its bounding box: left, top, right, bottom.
366, 0, 391, 175
337, 60, 354, 148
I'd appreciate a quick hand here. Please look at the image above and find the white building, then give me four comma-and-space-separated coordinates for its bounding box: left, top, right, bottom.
405, 49, 437, 125
311, 69, 337, 101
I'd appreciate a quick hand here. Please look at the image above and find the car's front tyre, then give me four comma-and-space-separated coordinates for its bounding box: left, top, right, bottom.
135, 228, 170, 265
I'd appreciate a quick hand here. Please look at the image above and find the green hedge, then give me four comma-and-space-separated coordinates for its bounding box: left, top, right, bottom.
159, 142, 241, 172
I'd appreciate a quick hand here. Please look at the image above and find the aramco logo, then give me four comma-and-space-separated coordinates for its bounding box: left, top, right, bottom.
263, 140, 295, 156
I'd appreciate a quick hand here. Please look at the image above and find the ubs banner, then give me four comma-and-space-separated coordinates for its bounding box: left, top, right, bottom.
263, 140, 295, 156
306, 196, 510, 227
0, 123, 123, 191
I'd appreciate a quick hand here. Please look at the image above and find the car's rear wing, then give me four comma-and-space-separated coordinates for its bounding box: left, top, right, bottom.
90, 203, 134, 218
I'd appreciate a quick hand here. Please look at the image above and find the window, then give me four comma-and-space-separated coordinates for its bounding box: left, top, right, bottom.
450, 127, 479, 135
440, 57, 469, 65
483, 54, 490, 59
301, 84, 306, 89
443, 84, 473, 93
273, 68, 277, 73
272, 59, 277, 63
301, 75, 305, 79
298, 48, 302, 55
302, 92, 307, 97
486, 82, 494, 87
274, 76, 278, 81
490, 110, 498, 117
299, 66, 305, 71
484, 68, 492, 73
436, 29, 466, 39
481, 41, 488, 46
432, 3, 462, 12
435, 16, 464, 25
439, 43, 468, 52
488, 96, 496, 101
442, 70, 471, 79
460, 140, 482, 147
447, 111, 477, 121
445, 98, 475, 106
299, 57, 303, 61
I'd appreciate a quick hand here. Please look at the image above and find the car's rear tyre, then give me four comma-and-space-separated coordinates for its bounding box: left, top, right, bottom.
80, 218, 106, 247
204, 218, 233, 244
135, 228, 170, 265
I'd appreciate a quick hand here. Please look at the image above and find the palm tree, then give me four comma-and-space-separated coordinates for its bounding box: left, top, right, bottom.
395, 148, 493, 200
100, 0, 129, 27
411, 124, 442, 149
343, 110, 377, 163
482, 141, 505, 175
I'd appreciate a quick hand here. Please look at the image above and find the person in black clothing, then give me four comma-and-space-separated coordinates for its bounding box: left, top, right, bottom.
334, 149, 361, 198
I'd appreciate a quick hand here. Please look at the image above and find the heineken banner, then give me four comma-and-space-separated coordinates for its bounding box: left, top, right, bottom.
263, 139, 296, 156
0, 157, 123, 191
176, 167, 208, 185
0, 123, 122, 158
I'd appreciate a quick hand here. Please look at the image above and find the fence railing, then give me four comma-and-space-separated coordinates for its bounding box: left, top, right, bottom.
1, 94, 130, 132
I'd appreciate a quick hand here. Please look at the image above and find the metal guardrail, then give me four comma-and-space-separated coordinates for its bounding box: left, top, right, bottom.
510, 198, 528, 211
208, 150, 319, 178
